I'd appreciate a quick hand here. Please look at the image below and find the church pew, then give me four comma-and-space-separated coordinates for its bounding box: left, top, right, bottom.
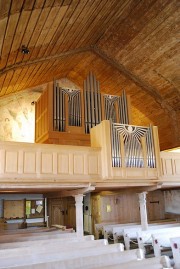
0, 248, 144, 269
0, 239, 109, 257
113, 221, 179, 244
0, 227, 56, 235
113, 224, 141, 243
0, 229, 75, 243
0, 240, 122, 259
0, 229, 71, 241
103, 222, 138, 240
0, 235, 94, 249
152, 229, 180, 257
170, 237, 180, 269
91, 256, 172, 269
94, 221, 120, 239
123, 223, 180, 250
137, 227, 180, 251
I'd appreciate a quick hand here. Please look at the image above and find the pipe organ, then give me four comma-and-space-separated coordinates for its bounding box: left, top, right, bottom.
111, 123, 156, 168
52, 72, 130, 136
103, 90, 130, 124
84, 72, 102, 133
35, 72, 157, 167
53, 81, 82, 132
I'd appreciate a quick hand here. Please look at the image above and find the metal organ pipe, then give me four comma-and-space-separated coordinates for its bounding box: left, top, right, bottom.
111, 123, 156, 168
83, 73, 102, 133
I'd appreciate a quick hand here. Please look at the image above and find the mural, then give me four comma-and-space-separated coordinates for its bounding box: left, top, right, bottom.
0, 89, 43, 142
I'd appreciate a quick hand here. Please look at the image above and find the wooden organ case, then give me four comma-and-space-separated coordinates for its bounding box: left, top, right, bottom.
35, 72, 131, 146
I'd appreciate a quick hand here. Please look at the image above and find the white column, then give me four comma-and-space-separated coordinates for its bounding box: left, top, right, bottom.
138, 192, 148, 230
74, 194, 84, 237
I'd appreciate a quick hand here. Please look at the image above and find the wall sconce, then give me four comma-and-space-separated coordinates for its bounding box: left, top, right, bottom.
21, 45, 30, 54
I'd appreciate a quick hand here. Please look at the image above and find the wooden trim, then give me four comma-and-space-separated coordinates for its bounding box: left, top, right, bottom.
0, 46, 92, 74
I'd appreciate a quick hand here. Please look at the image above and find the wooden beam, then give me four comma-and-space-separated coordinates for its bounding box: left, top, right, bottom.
46, 185, 95, 198
92, 45, 176, 114
96, 184, 161, 196
0, 46, 92, 74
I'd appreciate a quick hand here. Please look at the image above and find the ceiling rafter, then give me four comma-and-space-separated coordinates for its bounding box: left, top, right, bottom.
0, 46, 92, 75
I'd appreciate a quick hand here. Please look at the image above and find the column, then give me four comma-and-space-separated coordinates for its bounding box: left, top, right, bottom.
74, 194, 84, 237
138, 192, 148, 230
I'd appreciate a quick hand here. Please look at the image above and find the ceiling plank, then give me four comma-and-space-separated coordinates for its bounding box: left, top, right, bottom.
0, 13, 20, 69
7, 10, 33, 66
38, 4, 69, 58
0, 0, 11, 19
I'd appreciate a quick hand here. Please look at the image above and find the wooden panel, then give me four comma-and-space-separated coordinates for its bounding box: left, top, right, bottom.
88, 154, 99, 175
147, 191, 165, 221
41, 152, 53, 174
160, 152, 180, 178
24, 152, 36, 174
4, 200, 24, 219
35, 85, 49, 141
94, 193, 140, 224
174, 159, 180, 175
57, 154, 69, 174
164, 159, 173, 175
73, 154, 84, 175
5, 151, 18, 173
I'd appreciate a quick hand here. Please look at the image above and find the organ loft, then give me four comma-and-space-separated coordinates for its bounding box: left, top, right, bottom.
35, 72, 157, 171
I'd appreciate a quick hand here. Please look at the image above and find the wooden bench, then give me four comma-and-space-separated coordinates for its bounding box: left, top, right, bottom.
0, 248, 144, 269
0, 241, 124, 260
123, 223, 180, 250
0, 234, 94, 249
0, 229, 75, 244
0, 240, 123, 259
0, 229, 71, 241
92, 256, 172, 269
113, 221, 179, 244
103, 222, 138, 240
152, 228, 180, 257
94, 222, 120, 239
170, 237, 180, 269
0, 227, 57, 235
137, 227, 180, 251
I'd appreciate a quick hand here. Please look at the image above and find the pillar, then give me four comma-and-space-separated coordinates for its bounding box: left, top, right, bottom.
138, 192, 148, 230
74, 194, 84, 237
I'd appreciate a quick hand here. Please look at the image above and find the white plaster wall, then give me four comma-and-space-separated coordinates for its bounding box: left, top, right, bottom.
0, 88, 44, 143
164, 190, 180, 214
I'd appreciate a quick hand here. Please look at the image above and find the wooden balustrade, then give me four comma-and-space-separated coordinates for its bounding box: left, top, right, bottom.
0, 121, 179, 188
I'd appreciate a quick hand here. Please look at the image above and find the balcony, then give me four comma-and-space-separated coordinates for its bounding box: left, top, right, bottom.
0, 121, 179, 191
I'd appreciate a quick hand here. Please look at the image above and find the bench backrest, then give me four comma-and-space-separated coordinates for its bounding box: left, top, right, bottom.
103, 222, 138, 239
92, 256, 172, 269
0, 230, 77, 244
0, 248, 143, 269
0, 239, 108, 255
137, 226, 180, 249
0, 229, 69, 241
0, 235, 94, 249
0, 243, 127, 268
152, 228, 180, 257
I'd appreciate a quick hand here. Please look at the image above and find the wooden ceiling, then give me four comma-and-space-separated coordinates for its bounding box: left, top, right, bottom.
0, 0, 179, 150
